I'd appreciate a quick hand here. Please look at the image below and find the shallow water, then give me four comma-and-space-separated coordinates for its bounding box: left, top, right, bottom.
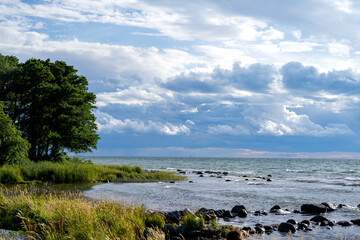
84, 157, 360, 239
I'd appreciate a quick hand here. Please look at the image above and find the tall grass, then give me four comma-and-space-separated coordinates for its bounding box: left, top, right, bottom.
0, 159, 185, 184
0, 187, 147, 239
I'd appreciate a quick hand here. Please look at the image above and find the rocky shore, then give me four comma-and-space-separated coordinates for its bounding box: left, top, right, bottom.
158, 201, 360, 239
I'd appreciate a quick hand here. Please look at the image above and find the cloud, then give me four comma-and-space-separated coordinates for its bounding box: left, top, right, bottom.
208, 124, 251, 135
95, 111, 192, 135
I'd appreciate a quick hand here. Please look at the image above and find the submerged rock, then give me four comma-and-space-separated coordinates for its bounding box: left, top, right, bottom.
301, 203, 327, 214
337, 221, 353, 227
351, 219, 360, 226
278, 222, 296, 233
321, 202, 337, 212
310, 215, 329, 223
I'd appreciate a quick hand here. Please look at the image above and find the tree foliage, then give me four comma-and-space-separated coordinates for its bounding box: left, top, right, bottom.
0, 101, 30, 165
0, 54, 99, 161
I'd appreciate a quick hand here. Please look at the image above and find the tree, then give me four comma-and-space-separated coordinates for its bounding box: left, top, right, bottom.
0, 101, 30, 165
0, 54, 99, 161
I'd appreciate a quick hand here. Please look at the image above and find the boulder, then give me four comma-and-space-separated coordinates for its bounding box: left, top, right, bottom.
351, 219, 360, 226
166, 211, 181, 224
337, 221, 353, 227
254, 226, 265, 234
226, 228, 243, 240
310, 215, 329, 223
269, 205, 281, 213
301, 220, 310, 226
164, 224, 177, 237
278, 222, 296, 233
237, 209, 247, 218
321, 202, 337, 212
301, 203, 327, 214
223, 210, 234, 218
231, 205, 247, 214
176, 225, 186, 236
287, 219, 297, 225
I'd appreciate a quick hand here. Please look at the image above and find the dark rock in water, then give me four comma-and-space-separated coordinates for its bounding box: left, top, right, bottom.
210, 175, 216, 177
310, 215, 329, 223
267, 174, 272, 177
263, 225, 273, 233
170, 181, 175, 183
214, 209, 225, 218
177, 169, 182, 172
301, 220, 310, 226
237, 209, 248, 218
226, 228, 243, 240
278, 222, 296, 233
223, 210, 234, 218
243, 175, 247, 177
217, 176, 223, 178
164, 224, 177, 236
254, 210, 268, 216
267, 178, 272, 182
223, 171, 229, 175
245, 178, 248, 181
301, 203, 327, 214
166, 211, 180, 224
225, 179, 231, 182
179, 171, 186, 174
293, 209, 300, 213
254, 226, 265, 234
269, 205, 281, 213
328, 221, 335, 227
320, 221, 329, 226
287, 219, 297, 225
205, 171, 212, 174
176, 225, 186, 236
199, 174, 204, 177
351, 219, 360, 226
188, 181, 193, 183
338, 204, 352, 208
337, 221, 353, 227
196, 208, 217, 221
242, 226, 253, 233
196, 171, 203, 175
321, 202, 337, 212
298, 223, 307, 230
231, 205, 247, 213
358, 204, 360, 209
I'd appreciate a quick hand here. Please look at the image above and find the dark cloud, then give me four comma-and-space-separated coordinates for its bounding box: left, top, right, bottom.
282, 62, 360, 93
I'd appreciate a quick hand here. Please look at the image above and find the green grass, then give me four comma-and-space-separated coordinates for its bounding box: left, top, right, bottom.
0, 158, 185, 184
0, 186, 148, 239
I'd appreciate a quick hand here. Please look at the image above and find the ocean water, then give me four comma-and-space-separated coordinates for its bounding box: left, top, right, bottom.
83, 157, 360, 239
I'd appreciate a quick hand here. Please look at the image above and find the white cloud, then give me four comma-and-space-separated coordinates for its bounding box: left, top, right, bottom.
95, 111, 191, 135
292, 30, 302, 40
328, 42, 351, 57
208, 124, 251, 135
280, 41, 320, 53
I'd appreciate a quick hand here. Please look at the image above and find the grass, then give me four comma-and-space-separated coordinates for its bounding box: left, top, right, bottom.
0, 186, 148, 239
0, 158, 185, 184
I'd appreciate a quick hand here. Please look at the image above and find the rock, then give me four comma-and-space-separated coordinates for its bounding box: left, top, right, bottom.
176, 225, 186, 236
337, 221, 353, 227
310, 215, 329, 223
237, 209, 248, 218
301, 220, 310, 226
321, 202, 337, 212
223, 172, 229, 175
242, 226, 253, 233
226, 228, 243, 240
166, 211, 180, 224
351, 219, 360, 226
328, 221, 335, 227
196, 171, 203, 175
267, 178, 272, 182
275, 209, 291, 215
188, 181, 193, 183
301, 203, 327, 214
269, 205, 281, 213
263, 225, 273, 233
214, 209, 225, 218
217, 176, 223, 178
144, 227, 165, 240
320, 221, 329, 226
358, 204, 360, 209
231, 205, 247, 213
187, 230, 202, 238
245, 178, 248, 181
298, 223, 307, 230
243, 175, 247, 177
179, 171, 186, 174
164, 224, 177, 237
278, 222, 296, 233
170, 181, 175, 183
181, 208, 193, 216
199, 174, 204, 177
254, 210, 268, 216
293, 209, 300, 213
287, 219, 297, 225
225, 179, 231, 182
267, 174, 272, 177
254, 226, 265, 234
223, 210, 234, 218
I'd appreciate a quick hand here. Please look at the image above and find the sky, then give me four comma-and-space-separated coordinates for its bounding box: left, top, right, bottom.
1, 0, 360, 158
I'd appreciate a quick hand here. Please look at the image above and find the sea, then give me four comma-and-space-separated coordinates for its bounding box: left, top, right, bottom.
83, 157, 360, 239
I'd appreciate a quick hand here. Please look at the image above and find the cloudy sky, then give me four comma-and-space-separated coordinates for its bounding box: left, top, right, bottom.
1, 0, 360, 158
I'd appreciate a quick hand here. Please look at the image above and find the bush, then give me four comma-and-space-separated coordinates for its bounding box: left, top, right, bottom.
145, 212, 165, 229
181, 214, 205, 232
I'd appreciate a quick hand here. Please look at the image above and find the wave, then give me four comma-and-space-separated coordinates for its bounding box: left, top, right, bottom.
345, 177, 360, 181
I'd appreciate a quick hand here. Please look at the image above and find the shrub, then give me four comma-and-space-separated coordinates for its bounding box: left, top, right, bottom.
145, 212, 165, 229
181, 214, 205, 232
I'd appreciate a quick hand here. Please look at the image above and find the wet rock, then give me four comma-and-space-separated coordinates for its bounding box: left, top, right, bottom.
293, 209, 301, 213
176, 225, 186, 236
188, 181, 193, 183
214, 209, 225, 218
320, 221, 329, 226
358, 204, 360, 209
301, 203, 327, 214
237, 209, 248, 218
287, 219, 297, 225
267, 178, 272, 182
245, 178, 248, 181
196, 171, 203, 175
298, 223, 308, 230
310, 215, 329, 223
351, 219, 360, 226
226, 228, 243, 240
337, 221, 353, 227
166, 211, 181, 224
225, 179, 231, 182
254, 210, 268, 216
170, 181, 175, 183
328, 221, 335, 227
263, 225, 273, 233
223, 210, 234, 218
254, 226, 265, 234
199, 174, 204, 177
231, 205, 247, 213
269, 205, 281, 213
242, 226, 253, 233
223, 172, 229, 175
267, 174, 272, 177
301, 220, 310, 226
321, 202, 337, 212
243, 175, 247, 177
217, 176, 223, 178
164, 224, 177, 237
278, 222, 296, 233
179, 171, 186, 174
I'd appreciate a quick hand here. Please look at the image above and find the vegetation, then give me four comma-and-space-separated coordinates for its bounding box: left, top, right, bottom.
0, 54, 99, 162
181, 213, 205, 232
0, 101, 30, 165
145, 212, 165, 229
0, 158, 185, 184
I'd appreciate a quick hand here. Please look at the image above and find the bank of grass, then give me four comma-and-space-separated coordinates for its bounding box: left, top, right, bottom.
0, 158, 185, 184
0, 186, 153, 239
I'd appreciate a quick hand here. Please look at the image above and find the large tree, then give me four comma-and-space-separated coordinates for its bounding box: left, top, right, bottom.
0, 54, 99, 161
0, 101, 30, 165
